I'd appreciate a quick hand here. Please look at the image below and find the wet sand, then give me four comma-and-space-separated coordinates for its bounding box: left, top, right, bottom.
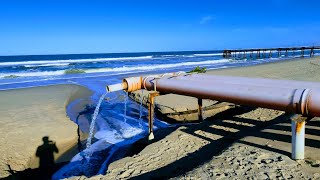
0, 84, 92, 178
85, 57, 320, 179
2, 57, 320, 179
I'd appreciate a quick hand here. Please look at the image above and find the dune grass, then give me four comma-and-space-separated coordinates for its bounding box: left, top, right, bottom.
187, 66, 206, 73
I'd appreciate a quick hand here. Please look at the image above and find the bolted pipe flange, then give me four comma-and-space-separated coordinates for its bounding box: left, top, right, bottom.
123, 76, 143, 92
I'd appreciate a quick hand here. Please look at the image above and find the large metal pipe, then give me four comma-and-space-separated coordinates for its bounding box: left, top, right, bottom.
106, 72, 320, 160
174, 74, 320, 90
143, 76, 320, 117
109, 73, 320, 91
106, 73, 320, 117
143, 77, 315, 116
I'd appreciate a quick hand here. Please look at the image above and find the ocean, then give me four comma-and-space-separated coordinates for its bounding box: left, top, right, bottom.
1, 49, 319, 90
1, 50, 319, 178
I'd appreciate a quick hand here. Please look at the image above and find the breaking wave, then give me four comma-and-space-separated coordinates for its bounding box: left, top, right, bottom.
0, 56, 153, 66
0, 59, 230, 78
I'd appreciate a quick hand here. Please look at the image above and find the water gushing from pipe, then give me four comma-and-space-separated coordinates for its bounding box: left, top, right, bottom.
85, 92, 108, 159
138, 90, 144, 128
124, 92, 128, 123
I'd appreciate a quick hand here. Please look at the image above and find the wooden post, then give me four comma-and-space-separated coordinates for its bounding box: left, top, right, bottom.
269, 50, 272, 58
310, 48, 314, 57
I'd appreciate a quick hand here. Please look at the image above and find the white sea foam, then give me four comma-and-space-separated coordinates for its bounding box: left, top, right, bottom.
84, 59, 230, 73
193, 53, 223, 56
0, 70, 65, 78
0, 56, 153, 66
0, 70, 70, 78
157, 53, 222, 58
0, 59, 230, 78
161, 55, 178, 57
24, 63, 70, 67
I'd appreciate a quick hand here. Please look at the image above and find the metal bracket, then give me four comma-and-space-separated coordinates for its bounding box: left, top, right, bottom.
148, 91, 160, 140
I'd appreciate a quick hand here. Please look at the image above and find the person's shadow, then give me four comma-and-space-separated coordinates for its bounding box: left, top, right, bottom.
36, 136, 59, 176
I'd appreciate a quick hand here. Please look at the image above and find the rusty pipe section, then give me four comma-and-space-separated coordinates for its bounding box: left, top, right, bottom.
106, 72, 320, 117
174, 74, 320, 90
106, 72, 185, 92
143, 76, 320, 117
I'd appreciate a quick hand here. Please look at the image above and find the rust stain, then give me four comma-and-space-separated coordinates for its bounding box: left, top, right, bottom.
148, 92, 160, 134
295, 121, 305, 134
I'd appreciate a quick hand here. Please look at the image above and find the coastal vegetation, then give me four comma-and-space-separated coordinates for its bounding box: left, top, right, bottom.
3, 75, 20, 78
187, 66, 207, 73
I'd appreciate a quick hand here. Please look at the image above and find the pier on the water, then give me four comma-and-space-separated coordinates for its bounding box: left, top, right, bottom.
223, 46, 320, 59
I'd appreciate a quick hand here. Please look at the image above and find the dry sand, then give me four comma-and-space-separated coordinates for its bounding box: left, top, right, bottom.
75, 57, 320, 179
0, 84, 92, 178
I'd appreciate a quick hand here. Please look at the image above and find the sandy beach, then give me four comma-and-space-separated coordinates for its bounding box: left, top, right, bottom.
2, 0, 319, 179
0, 84, 92, 178
1, 57, 320, 179
76, 57, 320, 179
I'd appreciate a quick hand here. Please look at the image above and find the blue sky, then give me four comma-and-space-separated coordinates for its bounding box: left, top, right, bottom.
0, 0, 320, 55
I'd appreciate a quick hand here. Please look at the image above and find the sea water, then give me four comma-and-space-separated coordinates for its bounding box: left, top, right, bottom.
124, 92, 128, 123
1, 50, 319, 178
139, 90, 144, 128
85, 92, 108, 159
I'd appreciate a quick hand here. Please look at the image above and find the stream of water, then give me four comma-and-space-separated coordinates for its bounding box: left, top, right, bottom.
138, 90, 144, 128
124, 92, 128, 123
85, 92, 108, 159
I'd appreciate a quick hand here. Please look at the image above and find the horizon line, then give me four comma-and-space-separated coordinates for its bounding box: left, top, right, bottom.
0, 49, 224, 57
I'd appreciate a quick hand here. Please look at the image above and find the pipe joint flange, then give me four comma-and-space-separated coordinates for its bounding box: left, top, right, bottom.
300, 89, 310, 116
123, 76, 142, 92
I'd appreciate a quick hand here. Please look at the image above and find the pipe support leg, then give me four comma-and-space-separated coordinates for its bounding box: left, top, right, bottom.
291, 115, 307, 160
198, 98, 203, 121
148, 91, 160, 140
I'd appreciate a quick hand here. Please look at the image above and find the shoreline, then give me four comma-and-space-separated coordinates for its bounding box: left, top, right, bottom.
89, 56, 320, 179
1, 56, 320, 179
206, 56, 320, 81
0, 84, 92, 178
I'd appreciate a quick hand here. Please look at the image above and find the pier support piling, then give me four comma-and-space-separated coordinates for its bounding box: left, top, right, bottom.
310, 48, 315, 57
269, 50, 272, 58
301, 47, 305, 58
223, 46, 319, 60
